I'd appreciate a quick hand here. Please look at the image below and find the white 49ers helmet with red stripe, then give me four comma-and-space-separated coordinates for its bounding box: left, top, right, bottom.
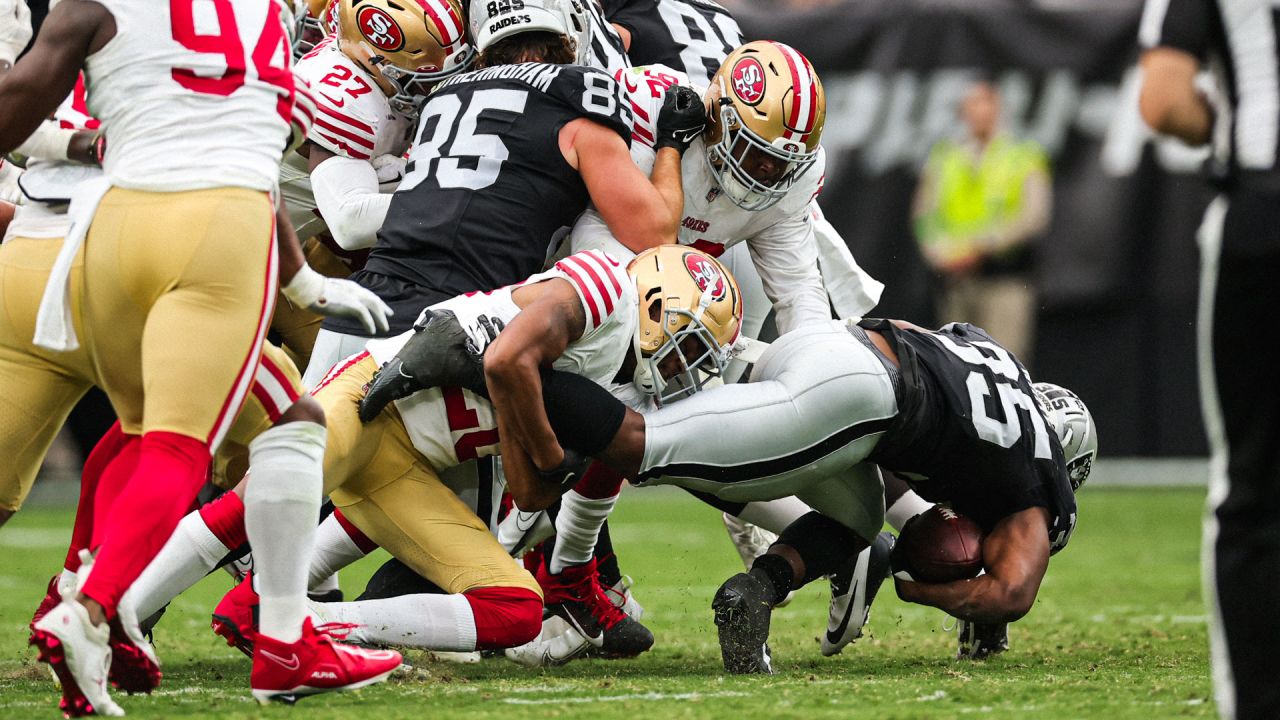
336, 0, 475, 113
628, 245, 743, 406
705, 41, 826, 211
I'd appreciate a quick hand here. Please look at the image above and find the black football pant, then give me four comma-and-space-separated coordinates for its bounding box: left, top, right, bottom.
1199, 190, 1280, 720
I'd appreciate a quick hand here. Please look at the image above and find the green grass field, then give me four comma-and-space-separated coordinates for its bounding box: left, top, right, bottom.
0, 486, 1213, 719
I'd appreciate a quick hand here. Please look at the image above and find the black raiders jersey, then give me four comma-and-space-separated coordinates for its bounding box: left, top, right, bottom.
602, 0, 744, 87
585, 0, 631, 76
326, 63, 633, 336
861, 319, 1078, 553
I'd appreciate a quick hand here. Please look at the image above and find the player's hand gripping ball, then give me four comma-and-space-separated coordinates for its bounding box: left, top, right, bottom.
891, 505, 984, 583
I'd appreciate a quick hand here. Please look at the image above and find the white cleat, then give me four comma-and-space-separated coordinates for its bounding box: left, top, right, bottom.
30, 600, 125, 717
821, 531, 895, 657
504, 615, 591, 668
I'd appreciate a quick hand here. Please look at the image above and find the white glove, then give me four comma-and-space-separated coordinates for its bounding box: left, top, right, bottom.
0, 0, 32, 66
371, 153, 407, 184
504, 616, 591, 668
282, 265, 393, 335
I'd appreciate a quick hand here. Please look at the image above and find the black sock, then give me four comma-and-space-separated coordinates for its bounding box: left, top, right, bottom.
749, 553, 794, 606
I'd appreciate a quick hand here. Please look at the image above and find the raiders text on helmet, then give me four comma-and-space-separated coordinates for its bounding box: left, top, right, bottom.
468, 0, 593, 65
705, 41, 826, 211
627, 245, 743, 406
1034, 382, 1098, 491
335, 0, 475, 114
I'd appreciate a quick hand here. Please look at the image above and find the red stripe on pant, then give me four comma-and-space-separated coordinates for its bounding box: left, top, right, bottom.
463, 586, 543, 649
80, 432, 212, 618
333, 508, 379, 553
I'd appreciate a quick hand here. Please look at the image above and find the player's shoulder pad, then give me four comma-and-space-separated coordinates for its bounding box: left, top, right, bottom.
552, 249, 632, 333
552, 64, 633, 145
296, 47, 385, 161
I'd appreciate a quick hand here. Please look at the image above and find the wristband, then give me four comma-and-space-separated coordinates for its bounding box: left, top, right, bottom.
282, 264, 325, 307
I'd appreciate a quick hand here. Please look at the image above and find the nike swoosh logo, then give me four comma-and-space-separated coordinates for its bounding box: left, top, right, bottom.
260, 648, 301, 671
514, 512, 540, 532
320, 92, 346, 108
826, 577, 860, 645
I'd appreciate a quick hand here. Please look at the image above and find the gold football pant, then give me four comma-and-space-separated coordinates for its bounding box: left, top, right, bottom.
0, 231, 304, 511
81, 187, 276, 450
314, 353, 540, 597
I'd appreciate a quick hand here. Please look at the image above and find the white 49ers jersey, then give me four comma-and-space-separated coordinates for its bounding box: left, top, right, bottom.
279, 37, 414, 239
84, 0, 294, 192
364, 250, 637, 471
571, 64, 830, 334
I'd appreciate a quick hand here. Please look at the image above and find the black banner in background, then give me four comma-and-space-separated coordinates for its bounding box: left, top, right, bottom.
736, 0, 1212, 457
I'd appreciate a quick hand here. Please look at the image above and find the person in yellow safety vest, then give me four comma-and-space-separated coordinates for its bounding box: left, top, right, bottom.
912, 80, 1051, 368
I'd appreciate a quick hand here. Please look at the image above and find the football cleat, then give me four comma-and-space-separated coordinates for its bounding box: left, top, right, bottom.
540, 559, 654, 658
358, 309, 486, 423
30, 600, 124, 717
495, 508, 555, 557
504, 615, 591, 668
106, 595, 161, 694
821, 531, 895, 657
601, 575, 645, 622
957, 618, 1010, 660
720, 513, 794, 607
31, 574, 63, 632
250, 618, 402, 705
211, 573, 259, 657
711, 572, 774, 675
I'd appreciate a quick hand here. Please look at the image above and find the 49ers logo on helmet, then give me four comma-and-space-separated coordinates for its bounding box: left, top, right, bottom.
683, 252, 727, 300
357, 5, 404, 51
730, 57, 766, 105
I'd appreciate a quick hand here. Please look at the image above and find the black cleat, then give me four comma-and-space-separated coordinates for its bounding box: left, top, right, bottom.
358, 309, 486, 423
712, 572, 774, 674
957, 619, 1009, 659
541, 560, 654, 659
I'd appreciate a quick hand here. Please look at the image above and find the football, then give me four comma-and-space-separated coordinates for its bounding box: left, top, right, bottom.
891, 505, 985, 583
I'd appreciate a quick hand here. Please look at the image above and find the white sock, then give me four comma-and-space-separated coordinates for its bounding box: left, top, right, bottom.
312, 594, 477, 650
308, 513, 368, 590
126, 508, 235, 619
57, 568, 78, 597
550, 490, 616, 574
244, 421, 326, 644
886, 489, 934, 532
736, 496, 811, 534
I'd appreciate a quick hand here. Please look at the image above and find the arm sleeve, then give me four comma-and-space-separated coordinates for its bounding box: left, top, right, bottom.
309, 155, 392, 251
1139, 0, 1214, 54
745, 211, 833, 336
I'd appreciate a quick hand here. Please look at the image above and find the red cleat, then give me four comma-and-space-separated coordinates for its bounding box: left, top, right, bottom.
107, 612, 161, 694
250, 618, 402, 705
30, 600, 124, 717
211, 573, 258, 657
31, 575, 62, 633
538, 558, 654, 658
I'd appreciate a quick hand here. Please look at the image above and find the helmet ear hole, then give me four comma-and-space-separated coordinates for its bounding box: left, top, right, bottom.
647, 298, 662, 324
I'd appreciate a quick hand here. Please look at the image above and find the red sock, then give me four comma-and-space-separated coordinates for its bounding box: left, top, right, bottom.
64, 422, 129, 572
80, 432, 211, 618
333, 508, 379, 553
198, 491, 247, 550
463, 586, 543, 649
89, 434, 143, 549
573, 461, 625, 499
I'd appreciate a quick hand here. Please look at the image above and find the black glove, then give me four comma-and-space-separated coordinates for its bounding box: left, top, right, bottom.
357, 309, 488, 423
655, 85, 707, 153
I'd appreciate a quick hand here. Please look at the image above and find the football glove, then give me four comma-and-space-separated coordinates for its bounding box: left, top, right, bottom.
655, 85, 707, 153
282, 265, 393, 335
0, 0, 31, 67
357, 309, 486, 423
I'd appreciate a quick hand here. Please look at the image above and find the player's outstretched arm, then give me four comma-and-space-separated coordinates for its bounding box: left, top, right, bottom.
894, 505, 1051, 624
0, 0, 110, 153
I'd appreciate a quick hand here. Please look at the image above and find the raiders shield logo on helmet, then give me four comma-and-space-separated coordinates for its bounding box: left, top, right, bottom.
358, 5, 405, 51
730, 56, 765, 106
683, 252, 727, 300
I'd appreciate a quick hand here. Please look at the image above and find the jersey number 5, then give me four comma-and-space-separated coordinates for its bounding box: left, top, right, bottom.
400, 88, 530, 192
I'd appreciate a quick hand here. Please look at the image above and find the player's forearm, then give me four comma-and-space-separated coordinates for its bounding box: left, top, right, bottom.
274, 199, 309, 287
485, 353, 564, 472
310, 155, 390, 251
895, 574, 1034, 623
649, 146, 684, 237
496, 415, 563, 512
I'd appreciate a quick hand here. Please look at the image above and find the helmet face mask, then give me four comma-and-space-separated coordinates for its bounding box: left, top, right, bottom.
627, 247, 743, 407
704, 41, 826, 212
1034, 382, 1098, 491
293, 0, 334, 58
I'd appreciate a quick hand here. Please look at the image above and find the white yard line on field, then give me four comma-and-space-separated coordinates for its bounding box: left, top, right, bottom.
503, 691, 750, 705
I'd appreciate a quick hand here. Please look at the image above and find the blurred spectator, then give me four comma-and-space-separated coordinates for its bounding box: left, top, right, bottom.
911, 80, 1051, 366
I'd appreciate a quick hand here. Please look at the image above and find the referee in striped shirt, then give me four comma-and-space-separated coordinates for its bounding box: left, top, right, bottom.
1139, 1, 1280, 718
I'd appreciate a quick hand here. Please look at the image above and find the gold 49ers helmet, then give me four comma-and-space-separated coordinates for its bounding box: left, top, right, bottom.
627, 245, 743, 406
336, 0, 475, 114
705, 41, 826, 211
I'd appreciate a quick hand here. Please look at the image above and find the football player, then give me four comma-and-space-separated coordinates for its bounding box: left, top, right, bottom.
0, 0, 401, 712
303, 0, 707, 384
419, 313, 1096, 674
119, 246, 741, 660
275, 0, 473, 369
